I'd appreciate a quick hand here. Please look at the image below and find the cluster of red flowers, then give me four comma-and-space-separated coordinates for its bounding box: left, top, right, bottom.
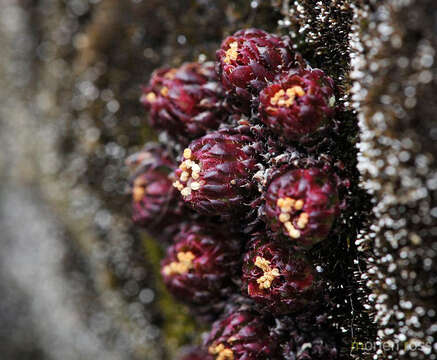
129, 29, 343, 359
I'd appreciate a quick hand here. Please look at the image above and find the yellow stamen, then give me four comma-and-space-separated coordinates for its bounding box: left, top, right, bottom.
160, 86, 169, 96
209, 344, 225, 354
294, 199, 304, 210
279, 212, 290, 223
164, 69, 177, 79
145, 92, 157, 102
296, 86, 305, 96
176, 150, 203, 195
270, 85, 305, 108
277, 197, 305, 239
285, 221, 301, 239
254, 256, 280, 289
190, 182, 201, 190
133, 186, 145, 202
162, 251, 195, 276
172, 181, 184, 191
255, 256, 271, 272
277, 197, 295, 213
257, 267, 280, 289
183, 148, 192, 159
297, 212, 309, 229
191, 163, 201, 173
270, 89, 285, 106
209, 344, 234, 360
181, 187, 191, 197
132, 178, 146, 202
180, 171, 189, 182
218, 349, 234, 360
224, 41, 239, 64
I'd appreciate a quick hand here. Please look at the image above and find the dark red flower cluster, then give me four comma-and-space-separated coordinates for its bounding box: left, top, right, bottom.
172, 127, 259, 216
242, 236, 320, 314
216, 28, 295, 113
204, 310, 279, 359
129, 28, 344, 359
141, 62, 226, 143
265, 168, 340, 249
161, 223, 241, 306
259, 69, 336, 141
126, 144, 185, 232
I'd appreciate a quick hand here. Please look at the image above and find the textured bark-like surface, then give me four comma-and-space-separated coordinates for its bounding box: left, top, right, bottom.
279, 2, 377, 358
353, 1, 437, 359
277, 0, 354, 84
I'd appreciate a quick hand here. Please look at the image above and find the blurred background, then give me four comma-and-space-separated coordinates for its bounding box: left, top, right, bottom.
0, 1, 281, 359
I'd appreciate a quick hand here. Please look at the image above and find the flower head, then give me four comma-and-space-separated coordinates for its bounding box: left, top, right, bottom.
242, 236, 320, 314
204, 310, 278, 360
127, 144, 184, 231
161, 222, 241, 305
141, 62, 226, 143
259, 69, 336, 142
216, 28, 295, 113
265, 168, 340, 248
173, 127, 259, 216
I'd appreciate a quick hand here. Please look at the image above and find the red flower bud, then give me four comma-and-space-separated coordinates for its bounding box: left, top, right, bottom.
259, 69, 336, 142
204, 310, 278, 360
172, 128, 259, 216
127, 144, 184, 230
265, 168, 340, 248
161, 223, 241, 306
141, 62, 226, 142
242, 236, 320, 314
216, 28, 295, 113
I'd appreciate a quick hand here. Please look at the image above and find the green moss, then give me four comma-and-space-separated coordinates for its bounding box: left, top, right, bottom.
141, 233, 200, 357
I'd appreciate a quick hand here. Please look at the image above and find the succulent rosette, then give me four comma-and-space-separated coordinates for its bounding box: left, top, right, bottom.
204, 310, 278, 360
216, 28, 295, 113
259, 68, 336, 142
161, 222, 241, 306
264, 168, 340, 248
141, 62, 226, 142
242, 236, 320, 314
127, 144, 185, 231
172, 127, 260, 216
